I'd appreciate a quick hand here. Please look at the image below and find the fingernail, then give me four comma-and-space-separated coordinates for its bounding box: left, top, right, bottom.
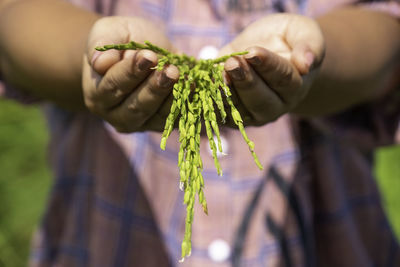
91, 51, 102, 66
245, 54, 261, 66
158, 71, 175, 88
226, 61, 245, 81
222, 72, 232, 86
228, 67, 245, 81
137, 56, 154, 71
304, 51, 314, 69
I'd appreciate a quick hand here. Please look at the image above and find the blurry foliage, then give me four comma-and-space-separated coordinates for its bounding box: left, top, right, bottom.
375, 145, 400, 240
0, 99, 51, 267
0, 98, 398, 266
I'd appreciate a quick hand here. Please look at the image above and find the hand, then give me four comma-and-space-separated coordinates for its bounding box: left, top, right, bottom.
82, 16, 179, 132
219, 13, 325, 126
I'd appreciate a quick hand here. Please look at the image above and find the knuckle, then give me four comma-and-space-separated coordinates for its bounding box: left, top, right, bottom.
126, 99, 148, 117
148, 82, 168, 97
275, 68, 293, 87
101, 67, 136, 97
83, 97, 96, 110
236, 72, 257, 89
244, 74, 257, 87
99, 75, 120, 100
290, 75, 302, 89
152, 71, 176, 94
84, 98, 104, 115
126, 66, 142, 82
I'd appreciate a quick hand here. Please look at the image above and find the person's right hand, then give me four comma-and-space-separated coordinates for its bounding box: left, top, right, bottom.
82, 16, 179, 133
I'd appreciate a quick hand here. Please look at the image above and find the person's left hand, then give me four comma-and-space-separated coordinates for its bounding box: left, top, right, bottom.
219, 13, 325, 126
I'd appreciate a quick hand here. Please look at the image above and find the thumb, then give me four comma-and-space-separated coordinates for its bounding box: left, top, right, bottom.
286, 16, 325, 75
86, 17, 129, 75
89, 49, 121, 76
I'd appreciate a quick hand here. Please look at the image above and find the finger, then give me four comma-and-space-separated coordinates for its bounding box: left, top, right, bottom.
225, 56, 285, 125
291, 44, 317, 75
140, 93, 174, 131
219, 35, 291, 62
91, 49, 122, 75
222, 72, 254, 127
286, 16, 325, 74
244, 46, 304, 107
106, 64, 179, 133
86, 17, 130, 75
87, 49, 158, 112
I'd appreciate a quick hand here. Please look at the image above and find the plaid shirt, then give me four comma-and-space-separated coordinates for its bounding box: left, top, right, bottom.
1, 0, 399, 266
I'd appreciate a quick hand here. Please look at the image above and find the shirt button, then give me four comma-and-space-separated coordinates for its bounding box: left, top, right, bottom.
208, 238, 231, 262
198, 45, 218, 60
208, 135, 229, 158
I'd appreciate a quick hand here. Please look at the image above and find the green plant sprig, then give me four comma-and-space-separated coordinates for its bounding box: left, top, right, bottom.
95, 41, 263, 261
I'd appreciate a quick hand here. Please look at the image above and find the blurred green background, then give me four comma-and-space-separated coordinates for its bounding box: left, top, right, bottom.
0, 99, 51, 267
0, 98, 399, 266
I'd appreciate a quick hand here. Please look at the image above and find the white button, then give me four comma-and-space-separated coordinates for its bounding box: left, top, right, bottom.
208, 239, 231, 262
208, 135, 229, 158
198, 45, 218, 60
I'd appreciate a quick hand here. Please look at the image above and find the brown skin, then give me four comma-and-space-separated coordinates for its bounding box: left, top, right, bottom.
83, 16, 180, 132
219, 14, 324, 126
0, 0, 399, 132
221, 9, 400, 124
0, 0, 98, 110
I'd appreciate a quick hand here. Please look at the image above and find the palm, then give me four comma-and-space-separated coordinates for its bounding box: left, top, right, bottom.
86, 16, 174, 73
218, 14, 325, 126
82, 17, 179, 133
220, 14, 324, 65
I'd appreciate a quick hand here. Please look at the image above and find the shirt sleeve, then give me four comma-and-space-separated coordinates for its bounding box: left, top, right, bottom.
325, 84, 400, 148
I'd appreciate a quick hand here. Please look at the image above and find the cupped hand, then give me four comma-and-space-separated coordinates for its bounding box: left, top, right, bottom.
219, 13, 325, 126
82, 16, 179, 133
